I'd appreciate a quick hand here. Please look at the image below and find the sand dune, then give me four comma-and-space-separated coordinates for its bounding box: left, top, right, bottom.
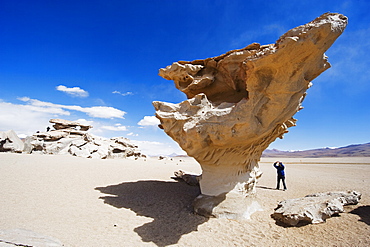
0, 153, 369, 246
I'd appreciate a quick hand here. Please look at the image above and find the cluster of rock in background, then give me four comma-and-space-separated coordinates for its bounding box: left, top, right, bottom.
0, 119, 146, 159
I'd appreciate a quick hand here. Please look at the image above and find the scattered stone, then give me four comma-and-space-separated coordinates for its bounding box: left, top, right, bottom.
173, 170, 201, 186
153, 13, 348, 218
0, 130, 24, 153
272, 191, 361, 226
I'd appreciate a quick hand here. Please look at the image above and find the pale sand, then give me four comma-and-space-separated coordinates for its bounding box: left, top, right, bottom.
0, 153, 369, 246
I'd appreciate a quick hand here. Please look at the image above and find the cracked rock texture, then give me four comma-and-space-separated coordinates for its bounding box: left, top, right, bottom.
272, 191, 361, 226
154, 13, 347, 218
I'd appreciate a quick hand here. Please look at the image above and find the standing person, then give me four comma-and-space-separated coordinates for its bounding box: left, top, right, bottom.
273, 161, 287, 190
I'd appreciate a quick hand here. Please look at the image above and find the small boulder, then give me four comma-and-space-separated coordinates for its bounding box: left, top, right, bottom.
272, 191, 361, 226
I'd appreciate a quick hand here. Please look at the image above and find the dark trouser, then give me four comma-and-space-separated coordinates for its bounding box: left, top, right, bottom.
277, 175, 287, 190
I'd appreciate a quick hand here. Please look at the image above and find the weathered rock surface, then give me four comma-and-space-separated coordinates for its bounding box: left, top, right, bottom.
24, 119, 145, 159
50, 118, 92, 131
153, 13, 347, 218
0, 130, 24, 153
0, 228, 63, 247
272, 191, 361, 226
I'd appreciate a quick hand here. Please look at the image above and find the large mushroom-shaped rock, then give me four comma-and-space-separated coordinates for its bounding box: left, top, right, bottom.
153, 13, 347, 218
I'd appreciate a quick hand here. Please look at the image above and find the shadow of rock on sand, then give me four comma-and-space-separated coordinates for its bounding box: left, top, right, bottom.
256, 185, 276, 191
95, 180, 207, 247
350, 205, 370, 225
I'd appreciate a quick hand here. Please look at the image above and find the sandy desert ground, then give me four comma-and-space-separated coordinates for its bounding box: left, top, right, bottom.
0, 153, 369, 246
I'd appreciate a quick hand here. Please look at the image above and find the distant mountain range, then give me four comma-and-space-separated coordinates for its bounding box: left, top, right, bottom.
262, 142, 370, 158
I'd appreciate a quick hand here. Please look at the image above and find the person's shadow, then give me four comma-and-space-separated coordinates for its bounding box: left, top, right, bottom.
95, 180, 207, 246
256, 185, 276, 191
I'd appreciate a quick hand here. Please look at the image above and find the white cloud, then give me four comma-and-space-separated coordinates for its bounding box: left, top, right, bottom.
101, 124, 128, 131
74, 119, 94, 126
0, 98, 128, 138
0, 101, 54, 136
138, 116, 160, 126
56, 85, 89, 97
112, 91, 133, 96
75, 106, 126, 119
19, 97, 126, 119
131, 140, 186, 156
127, 132, 138, 137
16, 97, 70, 115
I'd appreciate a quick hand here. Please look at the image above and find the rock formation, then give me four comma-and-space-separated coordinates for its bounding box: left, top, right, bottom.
173, 170, 201, 186
272, 191, 361, 226
153, 13, 348, 218
50, 118, 92, 131
0, 130, 24, 153
24, 119, 145, 159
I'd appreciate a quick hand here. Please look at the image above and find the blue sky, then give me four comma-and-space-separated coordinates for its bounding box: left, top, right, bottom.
1, 0, 369, 155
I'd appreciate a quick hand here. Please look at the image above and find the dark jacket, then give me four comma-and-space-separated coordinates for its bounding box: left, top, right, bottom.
274, 162, 285, 177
